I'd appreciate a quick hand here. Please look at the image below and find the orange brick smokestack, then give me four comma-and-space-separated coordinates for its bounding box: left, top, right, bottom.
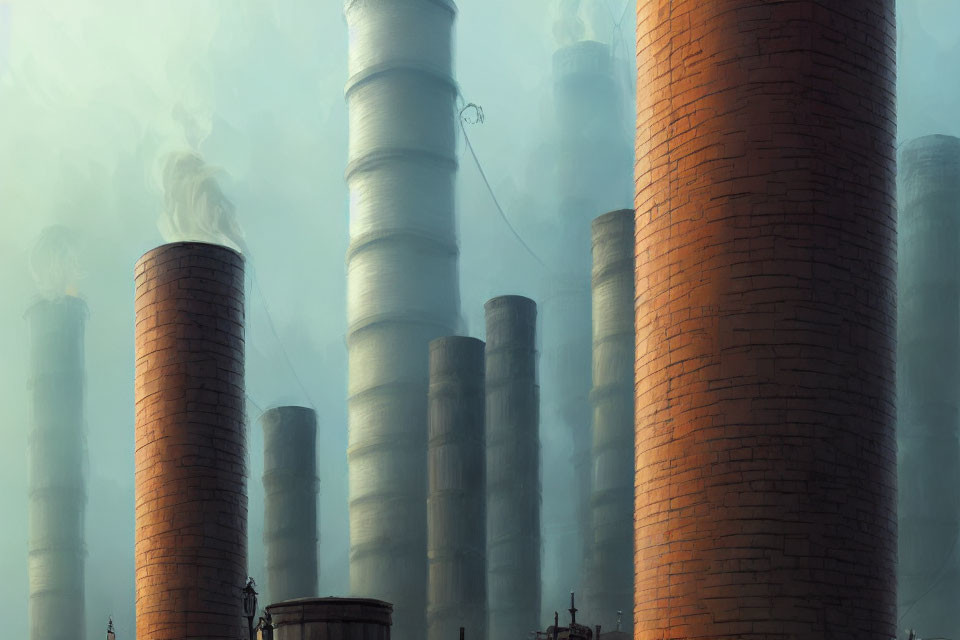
633, 2, 897, 639
134, 242, 247, 639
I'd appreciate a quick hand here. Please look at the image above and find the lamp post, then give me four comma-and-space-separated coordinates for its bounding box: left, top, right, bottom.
242, 578, 258, 640
106, 617, 116, 640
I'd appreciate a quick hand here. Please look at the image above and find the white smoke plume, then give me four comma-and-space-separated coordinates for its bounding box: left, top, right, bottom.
554, 0, 585, 47
158, 151, 246, 254
30, 224, 83, 299
582, 0, 614, 45
554, 0, 616, 47
171, 102, 213, 151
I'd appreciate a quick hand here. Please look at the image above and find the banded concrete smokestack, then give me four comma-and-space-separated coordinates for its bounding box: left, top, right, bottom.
134, 242, 247, 639
26, 295, 87, 640
634, 2, 898, 638
484, 296, 540, 640
261, 405, 319, 605
427, 337, 486, 640
545, 39, 634, 598
343, 1, 460, 638
584, 210, 634, 633
898, 134, 960, 637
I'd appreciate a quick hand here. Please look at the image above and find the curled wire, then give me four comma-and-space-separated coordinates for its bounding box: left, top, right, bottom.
460, 102, 485, 125
457, 99, 549, 270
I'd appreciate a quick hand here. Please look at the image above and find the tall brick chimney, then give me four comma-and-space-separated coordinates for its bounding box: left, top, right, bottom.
134, 242, 247, 639
633, 2, 898, 638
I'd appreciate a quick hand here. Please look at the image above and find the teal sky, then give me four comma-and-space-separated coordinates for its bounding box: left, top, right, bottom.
0, 2, 955, 638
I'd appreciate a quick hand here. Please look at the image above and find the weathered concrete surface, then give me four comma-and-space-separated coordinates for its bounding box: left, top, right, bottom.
545, 41, 634, 604
583, 210, 635, 633
485, 296, 540, 640
343, 2, 461, 638
898, 134, 960, 638
262, 406, 319, 605
27, 295, 88, 640
427, 337, 486, 640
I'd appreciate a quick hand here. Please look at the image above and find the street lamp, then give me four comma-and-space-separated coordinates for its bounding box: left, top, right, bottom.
106, 617, 116, 640
242, 577, 258, 640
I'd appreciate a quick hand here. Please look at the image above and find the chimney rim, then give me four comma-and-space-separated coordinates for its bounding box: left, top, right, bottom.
135, 240, 243, 271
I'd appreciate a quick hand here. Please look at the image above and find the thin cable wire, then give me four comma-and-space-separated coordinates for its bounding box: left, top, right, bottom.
603, 0, 618, 24
898, 528, 960, 626
609, 0, 632, 45
252, 270, 318, 411
245, 261, 319, 413
245, 392, 265, 416
456, 101, 551, 271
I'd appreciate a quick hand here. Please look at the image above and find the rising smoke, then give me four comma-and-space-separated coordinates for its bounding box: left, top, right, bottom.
554, 0, 586, 46
30, 224, 83, 299
553, 0, 615, 47
171, 103, 213, 151
158, 151, 246, 254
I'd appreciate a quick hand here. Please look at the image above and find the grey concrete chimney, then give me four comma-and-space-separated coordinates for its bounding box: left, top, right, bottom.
262, 405, 319, 605
343, 2, 461, 637
583, 210, 635, 633
427, 337, 487, 640
485, 296, 540, 640
544, 40, 635, 601
898, 134, 960, 636
26, 295, 88, 640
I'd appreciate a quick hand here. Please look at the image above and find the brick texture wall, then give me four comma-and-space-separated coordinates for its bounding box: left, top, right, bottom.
134, 242, 247, 639
633, 2, 898, 638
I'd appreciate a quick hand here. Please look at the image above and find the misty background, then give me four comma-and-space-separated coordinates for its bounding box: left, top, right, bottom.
0, 1, 956, 638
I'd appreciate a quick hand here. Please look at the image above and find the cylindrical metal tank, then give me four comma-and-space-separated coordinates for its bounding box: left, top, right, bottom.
343, 2, 461, 638
544, 40, 635, 603
584, 210, 635, 633
134, 242, 247, 639
634, 2, 898, 638
484, 296, 540, 640
898, 134, 960, 637
267, 597, 392, 640
427, 337, 487, 640
26, 295, 88, 640
262, 405, 319, 605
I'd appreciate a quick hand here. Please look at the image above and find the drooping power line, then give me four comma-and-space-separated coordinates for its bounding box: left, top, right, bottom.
245, 260, 319, 414
457, 101, 551, 271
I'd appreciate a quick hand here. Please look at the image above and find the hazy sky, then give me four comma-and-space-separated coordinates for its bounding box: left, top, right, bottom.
0, 1, 956, 638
